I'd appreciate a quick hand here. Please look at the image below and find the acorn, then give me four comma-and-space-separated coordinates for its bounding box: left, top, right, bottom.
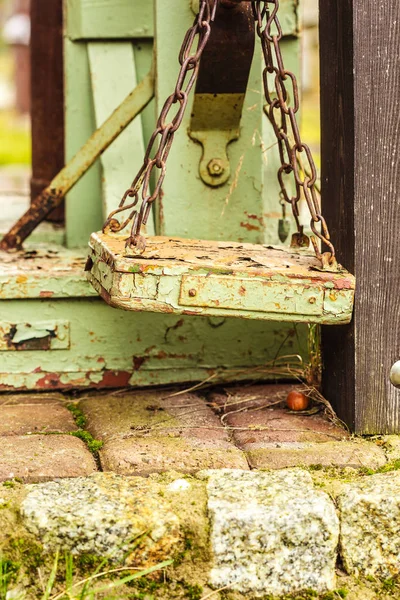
286, 391, 310, 412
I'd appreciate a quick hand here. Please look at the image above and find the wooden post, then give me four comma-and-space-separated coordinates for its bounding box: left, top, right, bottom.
30, 0, 65, 222
320, 1, 400, 433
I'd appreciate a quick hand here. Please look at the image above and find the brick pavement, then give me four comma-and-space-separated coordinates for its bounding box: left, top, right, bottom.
0, 384, 388, 482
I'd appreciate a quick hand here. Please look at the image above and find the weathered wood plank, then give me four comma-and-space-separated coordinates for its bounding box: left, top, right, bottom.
0, 296, 309, 390
66, 0, 154, 40
88, 41, 154, 233
320, 0, 400, 432
0, 244, 96, 298
64, 39, 103, 248
87, 232, 355, 324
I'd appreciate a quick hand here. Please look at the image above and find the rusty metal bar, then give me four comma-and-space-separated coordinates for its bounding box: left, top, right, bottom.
30, 0, 65, 223
0, 69, 155, 252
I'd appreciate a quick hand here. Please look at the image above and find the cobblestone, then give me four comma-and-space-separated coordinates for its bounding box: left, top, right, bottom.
80, 391, 248, 475
0, 435, 96, 482
0, 404, 77, 436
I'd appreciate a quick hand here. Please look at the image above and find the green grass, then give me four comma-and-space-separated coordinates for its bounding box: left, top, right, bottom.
0, 553, 172, 600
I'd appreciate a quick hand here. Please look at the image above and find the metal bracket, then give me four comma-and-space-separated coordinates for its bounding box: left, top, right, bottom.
189, 1, 255, 187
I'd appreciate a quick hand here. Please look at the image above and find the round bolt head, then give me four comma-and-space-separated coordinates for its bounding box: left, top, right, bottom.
390, 361, 400, 388
188, 289, 197, 297
207, 159, 225, 177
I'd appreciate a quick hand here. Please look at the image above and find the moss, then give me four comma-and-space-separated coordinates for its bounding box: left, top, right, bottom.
127, 576, 203, 600
67, 403, 87, 429
71, 430, 103, 454
66, 403, 103, 455
2, 479, 23, 489
8, 537, 44, 571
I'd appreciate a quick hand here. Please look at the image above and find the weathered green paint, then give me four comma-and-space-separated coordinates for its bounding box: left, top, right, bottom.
0, 244, 96, 299
87, 232, 355, 324
154, 0, 300, 245
190, 94, 246, 187
65, 39, 103, 248
0, 320, 70, 351
88, 41, 154, 233
0, 298, 309, 390
66, 0, 154, 40
0, 0, 310, 391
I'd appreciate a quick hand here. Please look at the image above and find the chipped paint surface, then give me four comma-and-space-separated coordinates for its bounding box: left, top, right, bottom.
0, 296, 309, 390
87, 233, 355, 325
0, 321, 70, 351
0, 244, 96, 299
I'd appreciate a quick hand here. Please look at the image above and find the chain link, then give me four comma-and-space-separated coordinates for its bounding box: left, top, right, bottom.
253, 0, 336, 264
103, 0, 218, 251
103, 0, 336, 267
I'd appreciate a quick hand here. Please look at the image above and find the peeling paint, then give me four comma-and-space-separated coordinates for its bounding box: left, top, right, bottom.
87, 232, 355, 325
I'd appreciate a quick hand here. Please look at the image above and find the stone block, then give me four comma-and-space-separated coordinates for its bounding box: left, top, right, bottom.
338, 471, 400, 578
227, 407, 349, 446
0, 435, 96, 482
0, 393, 65, 406
101, 437, 248, 476
246, 440, 387, 470
80, 391, 248, 475
0, 405, 77, 436
21, 473, 182, 564
205, 469, 339, 597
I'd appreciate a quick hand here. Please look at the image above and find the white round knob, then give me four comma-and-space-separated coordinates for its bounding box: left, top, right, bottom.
390, 361, 400, 388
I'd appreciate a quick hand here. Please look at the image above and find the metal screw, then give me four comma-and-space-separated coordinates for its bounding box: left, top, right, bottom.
390, 361, 400, 388
188, 289, 197, 297
207, 159, 225, 177
308, 297, 317, 304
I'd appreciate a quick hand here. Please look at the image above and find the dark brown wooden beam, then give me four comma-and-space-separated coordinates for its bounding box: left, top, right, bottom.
30, 0, 65, 222
320, 0, 400, 433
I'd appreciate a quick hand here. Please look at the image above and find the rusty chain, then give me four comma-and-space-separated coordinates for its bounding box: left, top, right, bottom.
103, 0, 218, 251
252, 0, 336, 266
103, 0, 336, 268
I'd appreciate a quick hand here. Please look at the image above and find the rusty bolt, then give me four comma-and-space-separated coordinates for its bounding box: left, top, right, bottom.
308, 297, 317, 304
188, 289, 197, 297
207, 159, 225, 177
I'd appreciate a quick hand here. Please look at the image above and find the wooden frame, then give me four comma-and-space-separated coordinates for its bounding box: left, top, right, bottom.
320, 0, 400, 433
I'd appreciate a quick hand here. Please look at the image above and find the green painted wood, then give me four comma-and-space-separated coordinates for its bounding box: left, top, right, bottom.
155, 0, 263, 241
154, 0, 300, 246
261, 37, 304, 244
0, 243, 96, 299
87, 232, 355, 324
88, 41, 154, 234
46, 0, 310, 392
132, 41, 155, 150
64, 39, 103, 248
66, 0, 154, 40
0, 298, 308, 390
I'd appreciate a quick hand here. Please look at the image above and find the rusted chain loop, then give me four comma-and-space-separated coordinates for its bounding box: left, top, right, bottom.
255, 0, 336, 265
103, 0, 216, 249
293, 144, 318, 187
275, 71, 300, 114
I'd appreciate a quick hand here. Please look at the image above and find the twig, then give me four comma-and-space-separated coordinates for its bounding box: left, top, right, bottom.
200, 585, 233, 599
162, 375, 218, 398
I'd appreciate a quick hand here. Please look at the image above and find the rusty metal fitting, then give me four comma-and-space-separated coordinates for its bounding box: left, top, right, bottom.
221, 0, 243, 8
207, 159, 225, 177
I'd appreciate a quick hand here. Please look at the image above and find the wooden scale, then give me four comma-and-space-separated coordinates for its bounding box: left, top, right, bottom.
86, 0, 355, 326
